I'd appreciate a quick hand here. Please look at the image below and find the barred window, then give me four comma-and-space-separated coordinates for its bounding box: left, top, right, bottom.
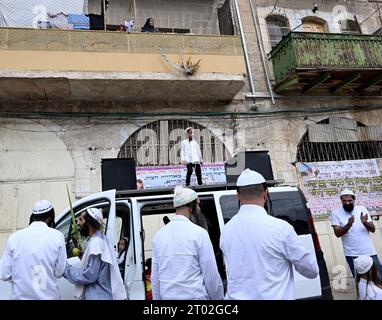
297, 118, 382, 162
118, 119, 230, 166
266, 15, 290, 48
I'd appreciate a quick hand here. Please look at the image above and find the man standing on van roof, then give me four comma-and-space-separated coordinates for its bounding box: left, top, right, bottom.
220, 169, 319, 300
331, 189, 382, 278
151, 186, 224, 300
0, 200, 67, 300
181, 127, 203, 186
63, 208, 127, 300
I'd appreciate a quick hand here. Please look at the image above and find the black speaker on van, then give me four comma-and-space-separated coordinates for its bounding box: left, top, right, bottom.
225, 151, 274, 183
101, 158, 137, 191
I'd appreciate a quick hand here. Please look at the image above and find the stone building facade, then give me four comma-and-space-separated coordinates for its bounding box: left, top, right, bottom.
0, 0, 382, 293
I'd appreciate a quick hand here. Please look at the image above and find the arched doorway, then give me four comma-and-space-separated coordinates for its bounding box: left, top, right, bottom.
118, 119, 231, 166
302, 17, 327, 33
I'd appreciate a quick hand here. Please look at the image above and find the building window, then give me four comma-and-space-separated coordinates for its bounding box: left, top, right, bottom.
266, 15, 290, 48
340, 20, 360, 34
297, 117, 382, 162
118, 120, 230, 166
301, 17, 327, 33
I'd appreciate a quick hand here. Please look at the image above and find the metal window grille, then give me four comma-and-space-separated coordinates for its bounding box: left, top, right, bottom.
297, 118, 382, 162
118, 119, 230, 166
266, 15, 290, 48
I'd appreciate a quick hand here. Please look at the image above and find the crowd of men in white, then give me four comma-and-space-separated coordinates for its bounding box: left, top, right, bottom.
0, 168, 381, 300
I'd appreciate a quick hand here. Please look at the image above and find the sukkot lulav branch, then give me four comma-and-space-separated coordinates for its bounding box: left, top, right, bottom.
66, 184, 82, 257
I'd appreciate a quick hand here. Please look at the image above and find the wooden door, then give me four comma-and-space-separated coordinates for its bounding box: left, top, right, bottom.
303, 21, 325, 32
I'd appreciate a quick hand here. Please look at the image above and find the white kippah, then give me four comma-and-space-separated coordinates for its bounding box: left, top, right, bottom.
173, 186, 198, 208
86, 208, 103, 224
237, 168, 266, 187
32, 199, 53, 215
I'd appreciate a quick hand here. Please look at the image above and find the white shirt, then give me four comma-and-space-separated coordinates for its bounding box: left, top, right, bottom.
220, 205, 319, 300
358, 278, 382, 300
117, 251, 126, 265
0, 221, 67, 300
180, 139, 203, 164
151, 215, 224, 300
331, 205, 376, 256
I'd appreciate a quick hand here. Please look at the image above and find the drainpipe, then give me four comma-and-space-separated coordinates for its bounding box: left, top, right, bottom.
248, 0, 275, 105
232, 0, 256, 98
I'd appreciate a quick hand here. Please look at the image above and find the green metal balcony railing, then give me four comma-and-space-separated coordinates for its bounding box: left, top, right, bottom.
269, 32, 382, 83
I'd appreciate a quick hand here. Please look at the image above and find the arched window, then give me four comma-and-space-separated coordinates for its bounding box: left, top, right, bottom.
340, 20, 360, 34
266, 15, 290, 48
118, 119, 231, 166
296, 117, 382, 162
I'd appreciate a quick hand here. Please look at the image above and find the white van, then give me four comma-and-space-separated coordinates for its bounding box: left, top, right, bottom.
0, 184, 333, 300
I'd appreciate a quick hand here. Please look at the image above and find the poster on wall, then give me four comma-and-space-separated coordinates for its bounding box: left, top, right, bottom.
136, 162, 227, 190
297, 159, 382, 220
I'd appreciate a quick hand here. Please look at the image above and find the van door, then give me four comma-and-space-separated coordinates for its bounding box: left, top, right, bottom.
118, 199, 146, 300
55, 189, 117, 300
213, 189, 321, 300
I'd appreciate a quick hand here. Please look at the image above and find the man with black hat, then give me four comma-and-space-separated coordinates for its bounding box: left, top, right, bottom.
331, 189, 381, 278
0, 199, 67, 300
181, 127, 203, 186
220, 169, 319, 299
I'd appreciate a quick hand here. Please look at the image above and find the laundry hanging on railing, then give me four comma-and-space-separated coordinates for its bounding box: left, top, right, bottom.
0, 0, 86, 28
68, 14, 90, 30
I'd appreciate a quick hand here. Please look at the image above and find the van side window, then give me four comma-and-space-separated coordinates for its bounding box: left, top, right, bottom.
269, 192, 310, 235
219, 195, 239, 224
219, 192, 310, 235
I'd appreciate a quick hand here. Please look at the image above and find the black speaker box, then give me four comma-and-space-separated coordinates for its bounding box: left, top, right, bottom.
225, 151, 274, 182
101, 158, 137, 191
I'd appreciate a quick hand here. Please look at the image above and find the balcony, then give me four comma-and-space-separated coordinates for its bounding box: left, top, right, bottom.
0, 28, 246, 102
269, 32, 382, 95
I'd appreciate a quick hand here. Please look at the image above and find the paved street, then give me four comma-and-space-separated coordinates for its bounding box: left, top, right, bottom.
332, 277, 357, 300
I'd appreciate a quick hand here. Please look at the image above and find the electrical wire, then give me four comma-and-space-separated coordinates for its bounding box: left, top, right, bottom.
0, 104, 381, 122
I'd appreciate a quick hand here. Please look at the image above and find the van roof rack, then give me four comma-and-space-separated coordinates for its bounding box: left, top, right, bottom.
115, 179, 284, 198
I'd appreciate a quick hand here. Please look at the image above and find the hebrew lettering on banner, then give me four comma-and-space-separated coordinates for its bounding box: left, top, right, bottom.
136, 162, 227, 189
297, 159, 382, 220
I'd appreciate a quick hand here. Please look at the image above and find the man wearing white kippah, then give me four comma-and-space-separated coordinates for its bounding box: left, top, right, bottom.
151, 186, 223, 300
220, 169, 319, 300
63, 208, 127, 300
331, 189, 382, 278
0, 199, 67, 300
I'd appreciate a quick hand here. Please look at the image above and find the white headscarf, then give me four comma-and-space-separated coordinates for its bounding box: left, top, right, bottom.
74, 231, 127, 300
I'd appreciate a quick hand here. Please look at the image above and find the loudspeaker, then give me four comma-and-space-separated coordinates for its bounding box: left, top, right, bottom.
225, 151, 274, 182
101, 158, 137, 191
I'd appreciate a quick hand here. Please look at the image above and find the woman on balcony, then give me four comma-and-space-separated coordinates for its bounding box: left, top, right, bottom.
141, 18, 158, 32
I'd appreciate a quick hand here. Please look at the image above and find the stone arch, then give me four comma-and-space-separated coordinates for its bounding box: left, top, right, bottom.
296, 117, 382, 162
118, 119, 231, 166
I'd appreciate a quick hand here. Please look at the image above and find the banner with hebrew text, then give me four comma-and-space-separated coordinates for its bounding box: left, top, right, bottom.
297, 159, 382, 220
136, 162, 226, 190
